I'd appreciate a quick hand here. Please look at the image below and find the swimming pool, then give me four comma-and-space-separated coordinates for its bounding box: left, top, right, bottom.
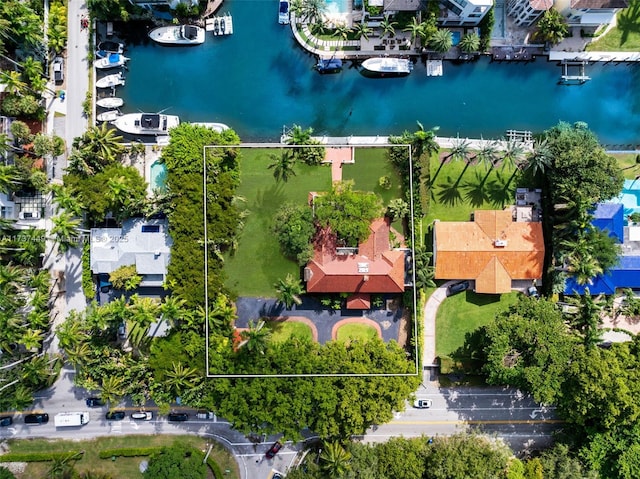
618, 179, 640, 218
149, 161, 167, 192
452, 31, 461, 46
325, 0, 349, 15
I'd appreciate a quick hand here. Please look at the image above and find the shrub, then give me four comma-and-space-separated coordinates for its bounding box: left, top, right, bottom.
379, 176, 392, 190
0, 451, 82, 462
98, 447, 161, 459
273, 202, 316, 265
82, 241, 94, 299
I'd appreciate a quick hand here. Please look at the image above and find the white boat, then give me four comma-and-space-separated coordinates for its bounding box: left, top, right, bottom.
148, 25, 205, 45
96, 97, 124, 108
112, 113, 180, 136
190, 122, 229, 132
96, 41, 124, 58
279, 0, 290, 24
94, 53, 129, 69
96, 72, 125, 88
220, 16, 226, 34
213, 17, 219, 35
96, 110, 121, 122
361, 57, 413, 77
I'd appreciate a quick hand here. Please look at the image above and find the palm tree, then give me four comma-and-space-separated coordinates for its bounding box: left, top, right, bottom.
320, 441, 352, 476
129, 295, 160, 327
50, 184, 84, 215
352, 22, 372, 41
51, 212, 81, 252
160, 296, 186, 326
0, 70, 27, 95
238, 319, 272, 355
380, 16, 397, 38
459, 32, 480, 53
275, 274, 304, 309
165, 361, 199, 398
19, 328, 44, 352
100, 375, 124, 409
0, 165, 20, 193
21, 56, 43, 85
72, 123, 124, 174
412, 121, 440, 159
332, 23, 351, 41
473, 138, 499, 170
443, 136, 470, 163
535, 8, 568, 45
268, 150, 297, 183
209, 293, 236, 331
286, 124, 313, 145
430, 28, 453, 53
403, 17, 423, 46
524, 138, 552, 177
289, 0, 305, 21
499, 139, 525, 170
65, 342, 91, 373
303, 0, 327, 23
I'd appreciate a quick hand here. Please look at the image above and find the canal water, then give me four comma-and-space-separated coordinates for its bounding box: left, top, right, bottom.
117, 1, 640, 144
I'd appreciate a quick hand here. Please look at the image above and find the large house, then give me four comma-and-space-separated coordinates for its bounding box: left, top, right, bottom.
564, 202, 640, 295
90, 218, 172, 288
304, 217, 408, 307
507, 0, 627, 29
434, 208, 545, 294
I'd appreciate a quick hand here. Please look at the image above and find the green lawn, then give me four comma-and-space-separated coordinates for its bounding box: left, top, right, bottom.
436, 291, 519, 358
10, 435, 238, 479
342, 148, 403, 206
613, 152, 640, 179
336, 323, 379, 342
224, 148, 332, 296
267, 320, 314, 342
587, 3, 640, 51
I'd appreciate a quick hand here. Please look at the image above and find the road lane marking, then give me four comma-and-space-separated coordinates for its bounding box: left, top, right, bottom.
388, 419, 564, 425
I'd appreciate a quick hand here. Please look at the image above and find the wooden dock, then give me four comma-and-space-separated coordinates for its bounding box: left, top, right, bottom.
560, 60, 591, 84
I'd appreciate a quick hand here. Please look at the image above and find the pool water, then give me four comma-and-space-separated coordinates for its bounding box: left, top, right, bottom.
618, 179, 640, 218
149, 161, 167, 192
118, 1, 640, 144
325, 0, 349, 14
452, 31, 461, 46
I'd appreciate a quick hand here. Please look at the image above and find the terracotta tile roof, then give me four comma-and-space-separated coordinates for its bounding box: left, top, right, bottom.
434, 210, 545, 294
305, 217, 405, 293
529, 0, 552, 10
571, 0, 627, 8
346, 294, 371, 309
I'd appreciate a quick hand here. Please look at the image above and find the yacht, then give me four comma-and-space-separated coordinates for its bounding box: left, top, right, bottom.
96, 41, 124, 58
96, 72, 125, 88
96, 97, 124, 108
111, 113, 180, 136
361, 57, 413, 77
278, 0, 290, 24
148, 25, 206, 45
94, 53, 129, 69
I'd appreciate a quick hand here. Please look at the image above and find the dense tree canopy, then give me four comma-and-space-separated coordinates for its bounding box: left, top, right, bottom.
143, 444, 207, 479
273, 202, 315, 265
314, 180, 384, 246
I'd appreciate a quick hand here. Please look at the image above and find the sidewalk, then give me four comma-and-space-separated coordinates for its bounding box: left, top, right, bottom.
422, 281, 455, 367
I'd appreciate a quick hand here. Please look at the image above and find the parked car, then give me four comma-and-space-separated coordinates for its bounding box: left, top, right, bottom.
117, 322, 126, 339
167, 412, 189, 422
131, 411, 153, 421
52, 56, 64, 84
24, 413, 49, 424
447, 280, 469, 296
0, 416, 13, 427
86, 397, 103, 407
265, 441, 282, 459
105, 410, 126, 420
413, 399, 433, 409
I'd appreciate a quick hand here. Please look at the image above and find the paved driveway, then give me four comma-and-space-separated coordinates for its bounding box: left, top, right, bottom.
235, 296, 404, 344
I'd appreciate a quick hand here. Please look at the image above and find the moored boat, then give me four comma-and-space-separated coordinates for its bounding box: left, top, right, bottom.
112, 113, 180, 136
94, 53, 129, 70
96, 97, 124, 108
213, 17, 219, 35
96, 41, 124, 58
220, 16, 226, 34
279, 0, 290, 24
361, 57, 413, 77
96, 72, 125, 88
148, 25, 205, 45
96, 110, 121, 122
190, 122, 229, 132
316, 57, 343, 74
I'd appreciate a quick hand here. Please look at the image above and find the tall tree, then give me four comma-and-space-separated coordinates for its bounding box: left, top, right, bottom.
430, 28, 453, 53
275, 274, 304, 309
320, 441, 352, 476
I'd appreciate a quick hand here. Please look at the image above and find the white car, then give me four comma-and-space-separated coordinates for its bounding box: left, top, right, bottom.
52, 56, 64, 84
413, 399, 433, 409
130, 411, 153, 420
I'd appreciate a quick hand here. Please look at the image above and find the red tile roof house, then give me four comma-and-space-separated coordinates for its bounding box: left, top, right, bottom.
434, 209, 545, 294
304, 217, 406, 309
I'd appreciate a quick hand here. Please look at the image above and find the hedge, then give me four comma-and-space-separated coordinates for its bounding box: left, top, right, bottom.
98, 447, 160, 459
0, 451, 83, 462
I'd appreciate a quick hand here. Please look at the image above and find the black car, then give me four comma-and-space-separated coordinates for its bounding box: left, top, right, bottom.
447, 280, 470, 296
24, 413, 49, 424
105, 410, 126, 420
265, 441, 282, 459
0, 416, 13, 427
86, 397, 103, 407
167, 412, 189, 422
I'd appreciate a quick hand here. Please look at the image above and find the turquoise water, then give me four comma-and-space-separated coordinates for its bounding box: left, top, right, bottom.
118, 1, 640, 144
619, 179, 640, 216
325, 0, 349, 14
452, 31, 461, 46
149, 161, 167, 191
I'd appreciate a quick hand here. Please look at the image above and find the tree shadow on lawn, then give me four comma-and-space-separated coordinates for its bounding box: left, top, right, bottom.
463, 170, 492, 207
436, 175, 462, 206
252, 182, 287, 217
617, 0, 640, 46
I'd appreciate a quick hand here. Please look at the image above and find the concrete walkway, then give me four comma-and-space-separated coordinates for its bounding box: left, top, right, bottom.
422, 281, 456, 368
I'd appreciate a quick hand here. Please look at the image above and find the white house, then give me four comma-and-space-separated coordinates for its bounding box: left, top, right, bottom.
554, 0, 628, 29
90, 218, 172, 288
507, 0, 552, 27
127, 0, 197, 10
439, 0, 493, 26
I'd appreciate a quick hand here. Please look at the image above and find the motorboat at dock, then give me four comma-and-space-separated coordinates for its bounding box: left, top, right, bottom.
94, 53, 129, 69
316, 57, 343, 74
96, 41, 124, 58
111, 113, 180, 136
96, 97, 124, 108
96, 110, 121, 122
148, 25, 205, 45
361, 57, 413, 77
190, 122, 230, 132
96, 72, 125, 88
206, 14, 233, 35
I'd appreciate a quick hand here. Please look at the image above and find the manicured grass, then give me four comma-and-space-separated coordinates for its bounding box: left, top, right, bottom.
224, 148, 332, 296
336, 323, 379, 342
267, 320, 314, 342
613, 152, 640, 179
436, 291, 519, 358
10, 435, 238, 479
342, 148, 403, 206
587, 3, 640, 52
420, 154, 519, 244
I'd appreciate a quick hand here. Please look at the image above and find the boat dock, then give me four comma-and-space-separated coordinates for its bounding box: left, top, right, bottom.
426, 60, 443, 76
206, 14, 233, 35
559, 60, 590, 84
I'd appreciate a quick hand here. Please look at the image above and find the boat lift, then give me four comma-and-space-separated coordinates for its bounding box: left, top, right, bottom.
559, 60, 591, 84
